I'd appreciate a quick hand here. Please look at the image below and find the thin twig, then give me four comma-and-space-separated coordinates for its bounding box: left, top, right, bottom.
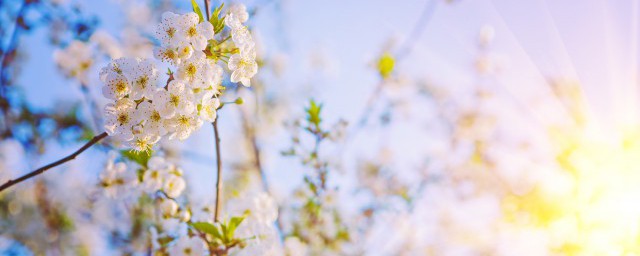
346, 0, 438, 142
204, 0, 222, 222
0, 132, 108, 192
395, 0, 438, 61
212, 120, 222, 222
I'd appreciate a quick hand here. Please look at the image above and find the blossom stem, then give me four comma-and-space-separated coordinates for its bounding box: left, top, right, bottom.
213, 119, 223, 222
217, 36, 232, 45
0, 132, 108, 192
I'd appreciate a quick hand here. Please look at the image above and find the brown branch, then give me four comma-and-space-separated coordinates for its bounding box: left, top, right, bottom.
204, 0, 211, 20
0, 132, 108, 192
212, 120, 222, 222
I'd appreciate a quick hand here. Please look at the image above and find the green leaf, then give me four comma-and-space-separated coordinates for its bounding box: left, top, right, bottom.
209, 3, 226, 34
226, 215, 246, 239
191, 0, 204, 22
213, 3, 225, 17
191, 222, 222, 240
306, 99, 323, 129
377, 53, 395, 78
121, 149, 153, 167
215, 17, 226, 34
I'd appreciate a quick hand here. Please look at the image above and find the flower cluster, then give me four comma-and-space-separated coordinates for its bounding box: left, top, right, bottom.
99, 154, 187, 199
99, 15, 218, 151
225, 4, 258, 86
99, 7, 259, 151
143, 156, 187, 198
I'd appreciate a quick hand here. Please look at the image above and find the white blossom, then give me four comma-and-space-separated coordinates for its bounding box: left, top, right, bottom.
53, 40, 93, 84
163, 173, 186, 198
177, 51, 209, 87
178, 13, 214, 51
99, 156, 136, 198
155, 12, 183, 48
228, 4, 249, 24
141, 156, 170, 192
103, 98, 136, 141
154, 80, 195, 119
166, 114, 203, 140
199, 95, 221, 122
228, 44, 258, 86
160, 199, 179, 218
127, 59, 159, 100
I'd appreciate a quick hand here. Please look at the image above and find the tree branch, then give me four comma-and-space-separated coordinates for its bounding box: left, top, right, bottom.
204, 0, 211, 20
0, 132, 108, 192
212, 120, 223, 222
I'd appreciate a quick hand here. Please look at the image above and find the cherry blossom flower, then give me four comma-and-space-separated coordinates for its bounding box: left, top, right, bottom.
153, 80, 196, 119
163, 173, 186, 198
99, 157, 136, 198
229, 44, 258, 86
127, 59, 159, 100
155, 12, 183, 48
103, 98, 136, 141
54, 40, 93, 84
228, 4, 249, 24
177, 13, 215, 51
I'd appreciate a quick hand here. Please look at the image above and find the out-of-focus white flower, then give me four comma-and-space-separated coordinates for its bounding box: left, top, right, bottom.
160, 199, 179, 218
179, 209, 192, 222
90, 30, 123, 59
227, 4, 249, 24
142, 156, 170, 192
478, 25, 495, 47
99, 156, 136, 198
227, 192, 281, 255
227, 19, 253, 47
285, 237, 309, 256
169, 236, 206, 255
54, 40, 94, 84
163, 174, 186, 198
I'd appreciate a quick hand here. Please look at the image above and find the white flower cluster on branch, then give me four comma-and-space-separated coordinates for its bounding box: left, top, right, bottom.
100, 8, 257, 151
